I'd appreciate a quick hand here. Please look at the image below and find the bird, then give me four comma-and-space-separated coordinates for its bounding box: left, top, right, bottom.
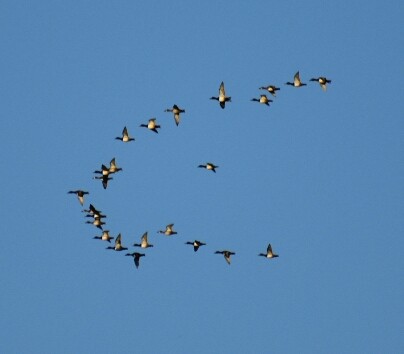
164, 104, 185, 126
86, 218, 105, 230
133, 232, 154, 248
68, 190, 89, 206
85, 210, 106, 220
108, 158, 122, 174
310, 76, 332, 91
115, 126, 135, 142
185, 240, 206, 252
82, 204, 102, 217
93, 174, 113, 190
106, 233, 128, 251
285, 71, 306, 87
198, 162, 218, 173
93, 230, 114, 243
158, 223, 177, 236
258, 243, 279, 259
93, 164, 110, 176
215, 250, 236, 265
251, 94, 273, 106
210, 81, 231, 109
140, 118, 160, 134
125, 252, 145, 268
259, 85, 280, 97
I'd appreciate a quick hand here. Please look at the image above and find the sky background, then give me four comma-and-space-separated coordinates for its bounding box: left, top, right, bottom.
1, 1, 403, 353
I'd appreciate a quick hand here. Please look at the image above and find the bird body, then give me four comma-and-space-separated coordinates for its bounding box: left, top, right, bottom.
140, 118, 160, 133
108, 158, 122, 174
116, 126, 134, 142
210, 81, 231, 109
215, 250, 235, 265
198, 162, 218, 173
93, 230, 114, 243
259, 243, 279, 259
285, 71, 306, 87
251, 94, 273, 106
310, 76, 331, 91
86, 218, 105, 230
68, 190, 89, 206
158, 223, 177, 236
134, 232, 153, 248
106, 233, 128, 251
185, 240, 206, 252
165, 104, 185, 126
125, 252, 145, 268
259, 85, 280, 97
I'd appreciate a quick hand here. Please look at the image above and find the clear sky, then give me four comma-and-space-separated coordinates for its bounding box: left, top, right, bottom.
1, 1, 403, 353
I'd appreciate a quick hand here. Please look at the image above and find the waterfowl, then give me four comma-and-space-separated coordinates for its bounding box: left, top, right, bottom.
259, 243, 279, 259
259, 85, 280, 97
140, 118, 160, 134
133, 232, 154, 248
68, 190, 89, 206
215, 250, 235, 265
108, 158, 122, 174
93, 174, 113, 189
115, 126, 135, 142
93, 230, 114, 243
185, 240, 206, 252
82, 204, 102, 216
158, 223, 177, 236
85, 210, 106, 220
210, 81, 231, 109
106, 233, 128, 251
93, 164, 110, 176
125, 252, 145, 268
198, 162, 218, 173
164, 104, 185, 126
285, 71, 306, 87
86, 218, 105, 230
251, 94, 273, 106
310, 76, 331, 91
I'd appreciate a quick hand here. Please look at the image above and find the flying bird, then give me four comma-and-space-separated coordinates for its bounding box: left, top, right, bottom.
185, 240, 206, 252
310, 76, 332, 91
133, 232, 154, 248
106, 233, 128, 251
115, 126, 135, 142
258, 243, 279, 259
125, 252, 145, 268
285, 71, 307, 87
93, 174, 113, 190
198, 162, 218, 173
86, 218, 105, 230
158, 223, 177, 236
68, 190, 89, 206
140, 118, 160, 134
164, 104, 185, 126
251, 94, 273, 106
93, 230, 114, 243
259, 85, 280, 97
210, 81, 231, 109
215, 250, 236, 265
108, 158, 122, 174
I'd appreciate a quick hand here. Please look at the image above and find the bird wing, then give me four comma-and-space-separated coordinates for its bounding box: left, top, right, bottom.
294, 71, 300, 85
219, 82, 225, 98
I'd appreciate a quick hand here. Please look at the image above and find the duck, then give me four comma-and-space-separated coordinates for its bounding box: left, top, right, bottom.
86, 218, 105, 230
93, 174, 113, 190
93, 230, 114, 243
185, 240, 206, 252
210, 81, 231, 109
251, 94, 273, 106
140, 118, 160, 134
158, 223, 177, 236
115, 126, 135, 142
106, 233, 128, 251
108, 158, 122, 174
68, 190, 89, 206
285, 71, 306, 87
215, 250, 235, 265
164, 104, 185, 126
310, 76, 332, 91
133, 232, 154, 248
259, 243, 279, 259
82, 204, 102, 216
93, 164, 110, 176
125, 252, 145, 268
198, 162, 218, 173
85, 210, 106, 220
259, 85, 280, 97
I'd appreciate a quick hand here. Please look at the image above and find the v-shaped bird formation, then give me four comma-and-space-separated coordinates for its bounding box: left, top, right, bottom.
69, 72, 332, 269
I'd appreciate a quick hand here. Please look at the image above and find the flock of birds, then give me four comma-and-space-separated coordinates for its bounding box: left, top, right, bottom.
68, 71, 331, 269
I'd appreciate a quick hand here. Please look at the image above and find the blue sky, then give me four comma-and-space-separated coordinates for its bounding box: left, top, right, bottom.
1, 1, 403, 353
